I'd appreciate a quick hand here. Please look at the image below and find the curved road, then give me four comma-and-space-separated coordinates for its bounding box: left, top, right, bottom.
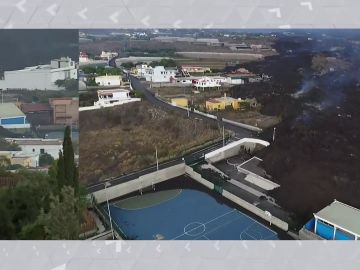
130, 76, 254, 139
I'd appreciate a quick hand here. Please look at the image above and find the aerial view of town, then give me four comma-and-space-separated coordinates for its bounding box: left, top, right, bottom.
1, 29, 359, 241
79, 29, 360, 241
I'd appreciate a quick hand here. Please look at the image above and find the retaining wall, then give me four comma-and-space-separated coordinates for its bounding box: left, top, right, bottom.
222, 190, 288, 231
92, 163, 186, 203
185, 165, 215, 190
222, 118, 262, 132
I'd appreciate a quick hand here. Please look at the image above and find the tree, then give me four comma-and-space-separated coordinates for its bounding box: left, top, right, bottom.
64, 79, 78, 91
38, 186, 81, 240
56, 150, 65, 192
59, 126, 79, 194
39, 153, 54, 167
55, 79, 78, 91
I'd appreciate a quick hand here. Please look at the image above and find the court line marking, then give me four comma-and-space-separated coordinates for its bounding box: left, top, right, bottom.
234, 209, 277, 235
194, 215, 242, 240
172, 209, 237, 240
184, 222, 206, 237
111, 189, 183, 211
240, 231, 256, 240
196, 211, 276, 240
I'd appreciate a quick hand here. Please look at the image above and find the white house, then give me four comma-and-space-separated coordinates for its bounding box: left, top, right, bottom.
192, 76, 224, 90
225, 75, 245, 85
135, 64, 150, 77
144, 66, 177, 83
79, 52, 90, 63
0, 57, 78, 90
95, 75, 122, 86
100, 51, 118, 60
79, 89, 141, 111
5, 138, 63, 159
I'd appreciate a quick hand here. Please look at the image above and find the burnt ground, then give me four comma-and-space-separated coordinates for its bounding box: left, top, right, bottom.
228, 32, 360, 226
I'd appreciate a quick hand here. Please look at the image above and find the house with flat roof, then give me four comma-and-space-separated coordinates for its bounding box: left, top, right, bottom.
95, 75, 122, 86
0, 103, 30, 130
0, 57, 77, 90
144, 66, 177, 83
5, 138, 62, 159
300, 200, 360, 240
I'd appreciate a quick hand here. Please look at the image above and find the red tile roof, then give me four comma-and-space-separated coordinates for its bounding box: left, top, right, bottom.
21, 103, 52, 113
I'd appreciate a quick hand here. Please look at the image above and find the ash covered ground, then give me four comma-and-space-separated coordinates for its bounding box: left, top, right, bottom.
229, 30, 360, 224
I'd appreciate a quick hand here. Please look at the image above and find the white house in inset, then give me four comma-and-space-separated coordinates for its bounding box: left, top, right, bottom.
79, 52, 90, 63
100, 51, 118, 60
95, 75, 122, 86
0, 57, 78, 90
5, 138, 63, 159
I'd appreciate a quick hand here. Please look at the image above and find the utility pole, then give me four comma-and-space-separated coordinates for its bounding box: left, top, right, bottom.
222, 126, 225, 146
155, 147, 159, 171
272, 127, 276, 142
105, 182, 115, 240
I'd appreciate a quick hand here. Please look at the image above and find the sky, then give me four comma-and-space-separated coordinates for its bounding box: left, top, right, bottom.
0, 30, 78, 72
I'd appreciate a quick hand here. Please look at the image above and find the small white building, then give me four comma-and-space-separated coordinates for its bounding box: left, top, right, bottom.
135, 64, 150, 77
95, 75, 122, 86
0, 57, 78, 90
144, 66, 177, 83
79, 89, 141, 111
192, 76, 224, 90
5, 138, 63, 159
225, 75, 245, 85
100, 51, 118, 60
79, 52, 90, 63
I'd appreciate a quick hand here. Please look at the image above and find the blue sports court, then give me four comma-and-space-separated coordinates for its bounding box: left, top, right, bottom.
105, 189, 278, 240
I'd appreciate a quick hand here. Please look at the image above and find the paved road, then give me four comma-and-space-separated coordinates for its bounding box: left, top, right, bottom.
130, 76, 254, 139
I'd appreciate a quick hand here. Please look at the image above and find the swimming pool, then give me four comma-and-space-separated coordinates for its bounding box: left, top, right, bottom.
106, 189, 278, 240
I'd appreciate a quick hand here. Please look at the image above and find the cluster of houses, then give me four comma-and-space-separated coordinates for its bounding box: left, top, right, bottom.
171, 94, 257, 112
0, 98, 78, 169
0, 98, 79, 131
79, 74, 140, 111
131, 64, 269, 88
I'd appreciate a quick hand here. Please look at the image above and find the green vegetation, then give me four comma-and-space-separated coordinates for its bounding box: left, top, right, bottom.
149, 58, 177, 68
120, 62, 135, 69
0, 126, 84, 240
39, 153, 54, 167
0, 138, 20, 151
55, 79, 78, 91
81, 66, 122, 76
